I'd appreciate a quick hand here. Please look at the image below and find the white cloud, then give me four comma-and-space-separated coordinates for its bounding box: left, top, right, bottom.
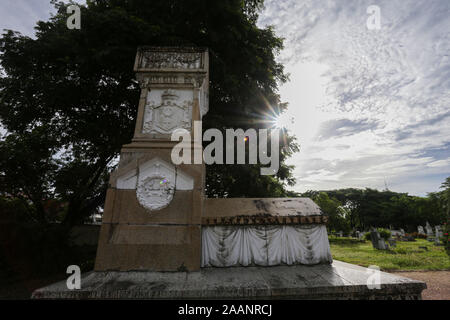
260, 0, 450, 195
427, 159, 450, 168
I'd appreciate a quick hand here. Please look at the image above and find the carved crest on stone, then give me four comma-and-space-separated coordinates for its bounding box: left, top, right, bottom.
128, 158, 193, 212
136, 173, 174, 211
143, 89, 192, 134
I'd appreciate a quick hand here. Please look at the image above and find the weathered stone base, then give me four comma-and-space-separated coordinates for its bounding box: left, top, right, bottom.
31, 261, 425, 300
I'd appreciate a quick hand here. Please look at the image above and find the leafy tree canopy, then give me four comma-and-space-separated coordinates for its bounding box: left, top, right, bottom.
0, 0, 297, 226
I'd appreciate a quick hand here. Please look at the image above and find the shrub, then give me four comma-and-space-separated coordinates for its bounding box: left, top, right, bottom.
364, 228, 391, 241
406, 232, 426, 239
378, 228, 392, 240
0, 222, 96, 280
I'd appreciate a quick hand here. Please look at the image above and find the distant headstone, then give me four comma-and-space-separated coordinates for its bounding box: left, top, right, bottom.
435, 226, 443, 245
390, 230, 400, 237
435, 232, 441, 245
425, 222, 433, 236
417, 225, 425, 235
400, 228, 406, 237
425, 222, 435, 242
338, 231, 343, 237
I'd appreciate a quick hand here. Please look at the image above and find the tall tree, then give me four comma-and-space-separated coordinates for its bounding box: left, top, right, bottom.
311, 192, 350, 234
0, 0, 297, 226
304, 186, 448, 231
440, 176, 450, 216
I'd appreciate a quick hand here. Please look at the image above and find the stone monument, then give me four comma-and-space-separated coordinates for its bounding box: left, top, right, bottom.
93, 47, 332, 271
94, 47, 209, 272
32, 47, 426, 300
425, 222, 434, 242
370, 228, 388, 250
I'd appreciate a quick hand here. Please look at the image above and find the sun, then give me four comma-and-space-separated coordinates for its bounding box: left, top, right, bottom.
273, 113, 294, 130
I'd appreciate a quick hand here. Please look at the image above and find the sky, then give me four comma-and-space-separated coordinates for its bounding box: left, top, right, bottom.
0, 0, 449, 196
259, 0, 450, 196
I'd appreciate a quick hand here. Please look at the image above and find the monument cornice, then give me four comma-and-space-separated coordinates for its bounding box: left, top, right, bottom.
202, 215, 328, 226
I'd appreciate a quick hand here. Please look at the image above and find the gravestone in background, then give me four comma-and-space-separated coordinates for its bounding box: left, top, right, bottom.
435, 226, 443, 245
425, 222, 433, 235
425, 222, 435, 242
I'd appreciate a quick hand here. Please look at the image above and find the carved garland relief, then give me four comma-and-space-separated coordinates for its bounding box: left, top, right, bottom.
140, 51, 202, 70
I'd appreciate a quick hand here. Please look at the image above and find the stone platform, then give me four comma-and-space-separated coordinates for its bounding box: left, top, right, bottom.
32, 261, 426, 300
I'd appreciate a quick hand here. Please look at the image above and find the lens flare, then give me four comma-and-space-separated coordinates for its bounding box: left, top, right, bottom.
273, 113, 294, 130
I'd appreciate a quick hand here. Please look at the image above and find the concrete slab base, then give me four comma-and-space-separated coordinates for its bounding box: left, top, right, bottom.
31, 261, 426, 300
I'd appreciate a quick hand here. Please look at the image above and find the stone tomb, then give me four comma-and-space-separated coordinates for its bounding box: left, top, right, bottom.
33, 47, 425, 299
201, 198, 332, 267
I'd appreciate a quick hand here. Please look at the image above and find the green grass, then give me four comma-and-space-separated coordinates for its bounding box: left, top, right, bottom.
329, 237, 450, 271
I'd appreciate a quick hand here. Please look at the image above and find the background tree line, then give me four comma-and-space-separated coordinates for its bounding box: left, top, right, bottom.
302, 176, 450, 234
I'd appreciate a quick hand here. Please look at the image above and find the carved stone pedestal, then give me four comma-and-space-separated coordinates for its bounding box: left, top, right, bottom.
95, 47, 209, 272
32, 47, 426, 300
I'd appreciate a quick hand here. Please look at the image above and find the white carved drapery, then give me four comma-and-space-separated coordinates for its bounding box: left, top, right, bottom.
201, 225, 332, 267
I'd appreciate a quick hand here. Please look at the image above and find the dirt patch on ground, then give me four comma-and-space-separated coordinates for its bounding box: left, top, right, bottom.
391, 271, 450, 300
